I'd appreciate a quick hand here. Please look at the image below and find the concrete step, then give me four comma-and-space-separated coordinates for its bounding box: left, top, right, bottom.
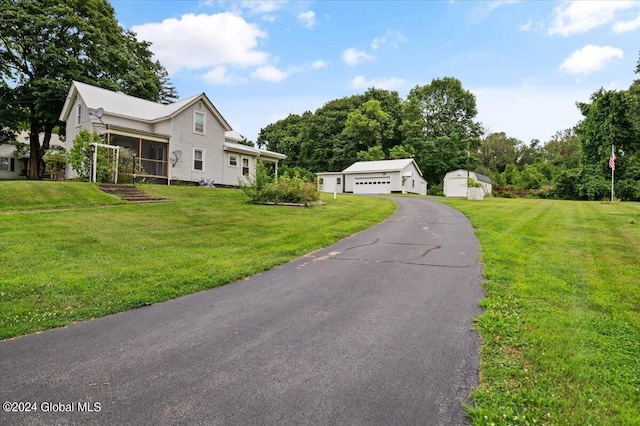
98, 184, 171, 204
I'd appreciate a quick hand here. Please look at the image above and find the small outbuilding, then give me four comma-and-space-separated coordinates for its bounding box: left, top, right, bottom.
443, 169, 492, 197
318, 158, 427, 195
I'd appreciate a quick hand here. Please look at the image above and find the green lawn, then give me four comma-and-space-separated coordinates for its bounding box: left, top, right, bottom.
0, 180, 124, 211
3, 183, 639, 423
439, 197, 640, 426
0, 182, 396, 339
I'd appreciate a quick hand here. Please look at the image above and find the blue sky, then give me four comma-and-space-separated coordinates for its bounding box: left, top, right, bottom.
111, 0, 640, 144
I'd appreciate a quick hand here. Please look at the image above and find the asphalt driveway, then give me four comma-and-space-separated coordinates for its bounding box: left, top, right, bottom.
0, 196, 484, 425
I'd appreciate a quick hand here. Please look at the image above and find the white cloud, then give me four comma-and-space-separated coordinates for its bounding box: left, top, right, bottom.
298, 11, 316, 28
559, 45, 624, 76
612, 12, 640, 33
370, 30, 407, 50
132, 13, 268, 74
350, 75, 406, 90
519, 19, 533, 31
251, 65, 290, 82
262, 14, 278, 23
548, 1, 639, 36
202, 66, 247, 86
311, 59, 329, 69
241, 1, 287, 14
342, 48, 375, 66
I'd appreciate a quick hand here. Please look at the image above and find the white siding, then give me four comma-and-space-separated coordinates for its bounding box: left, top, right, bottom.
400, 163, 427, 195
318, 174, 344, 193
65, 95, 94, 179
167, 102, 226, 183
223, 152, 243, 186
0, 144, 22, 179
104, 114, 154, 133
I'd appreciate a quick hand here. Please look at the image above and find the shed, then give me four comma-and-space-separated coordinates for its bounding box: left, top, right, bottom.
443, 169, 493, 197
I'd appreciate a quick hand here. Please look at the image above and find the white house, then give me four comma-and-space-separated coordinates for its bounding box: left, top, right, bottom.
317, 159, 427, 196
0, 143, 23, 179
443, 169, 493, 197
0, 132, 65, 179
59, 81, 285, 185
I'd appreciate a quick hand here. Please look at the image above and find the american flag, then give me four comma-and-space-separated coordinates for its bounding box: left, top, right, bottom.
609, 147, 616, 170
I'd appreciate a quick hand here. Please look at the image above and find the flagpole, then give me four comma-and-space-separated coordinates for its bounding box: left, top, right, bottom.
610, 144, 615, 202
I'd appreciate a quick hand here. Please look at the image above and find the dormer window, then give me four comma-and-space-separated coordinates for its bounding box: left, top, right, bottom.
194, 111, 205, 134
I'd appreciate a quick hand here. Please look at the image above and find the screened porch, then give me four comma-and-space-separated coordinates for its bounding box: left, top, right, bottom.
103, 130, 169, 179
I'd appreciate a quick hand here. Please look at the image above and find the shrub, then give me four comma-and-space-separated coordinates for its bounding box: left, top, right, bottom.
68, 130, 100, 180
240, 163, 320, 204
428, 183, 443, 196
43, 149, 67, 180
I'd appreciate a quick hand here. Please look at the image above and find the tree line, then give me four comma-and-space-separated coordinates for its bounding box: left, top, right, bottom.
259, 57, 640, 201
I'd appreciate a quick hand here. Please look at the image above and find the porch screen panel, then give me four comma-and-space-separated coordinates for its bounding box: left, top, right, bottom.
140, 140, 168, 177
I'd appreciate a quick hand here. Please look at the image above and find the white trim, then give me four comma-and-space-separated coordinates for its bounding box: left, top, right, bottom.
76, 103, 82, 127
228, 153, 239, 168
193, 111, 206, 135
241, 156, 250, 177
193, 147, 205, 172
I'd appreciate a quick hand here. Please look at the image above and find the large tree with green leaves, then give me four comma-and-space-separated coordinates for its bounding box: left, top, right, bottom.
478, 132, 522, 173
342, 99, 395, 155
0, 0, 165, 179
402, 77, 482, 142
576, 88, 639, 171
402, 77, 482, 183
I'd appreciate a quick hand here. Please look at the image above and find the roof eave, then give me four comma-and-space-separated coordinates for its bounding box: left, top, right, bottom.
59, 82, 78, 122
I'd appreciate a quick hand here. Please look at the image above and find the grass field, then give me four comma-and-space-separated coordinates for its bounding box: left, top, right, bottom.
0, 180, 125, 211
0, 182, 396, 339
2, 182, 639, 423
440, 197, 640, 426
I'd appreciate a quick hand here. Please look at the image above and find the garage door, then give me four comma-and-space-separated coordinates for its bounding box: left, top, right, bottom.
354, 176, 391, 194
446, 177, 468, 197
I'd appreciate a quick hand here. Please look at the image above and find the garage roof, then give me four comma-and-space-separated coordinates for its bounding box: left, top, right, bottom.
343, 158, 419, 174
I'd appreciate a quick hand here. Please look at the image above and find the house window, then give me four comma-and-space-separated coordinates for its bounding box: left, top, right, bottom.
0, 157, 9, 171
336, 177, 341, 185
193, 148, 204, 171
76, 103, 82, 126
194, 112, 205, 134
242, 158, 249, 176
412, 180, 415, 188
229, 155, 238, 167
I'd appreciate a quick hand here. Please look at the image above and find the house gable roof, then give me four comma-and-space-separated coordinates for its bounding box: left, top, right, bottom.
59, 81, 232, 131
343, 159, 424, 177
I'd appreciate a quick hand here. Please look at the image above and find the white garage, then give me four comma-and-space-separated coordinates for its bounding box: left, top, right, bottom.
317, 159, 427, 195
354, 176, 391, 194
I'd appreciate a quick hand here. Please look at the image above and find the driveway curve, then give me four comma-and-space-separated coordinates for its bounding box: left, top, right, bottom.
0, 197, 484, 426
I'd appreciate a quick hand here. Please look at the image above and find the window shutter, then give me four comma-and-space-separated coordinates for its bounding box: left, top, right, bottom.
10, 158, 15, 172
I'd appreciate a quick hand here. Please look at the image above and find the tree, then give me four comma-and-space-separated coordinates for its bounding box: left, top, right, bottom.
356, 145, 385, 161
402, 77, 482, 141
401, 77, 482, 183
543, 129, 580, 169
478, 132, 521, 173
576, 88, 639, 170
0, 0, 165, 179
341, 100, 395, 151
389, 144, 416, 159
156, 61, 179, 104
